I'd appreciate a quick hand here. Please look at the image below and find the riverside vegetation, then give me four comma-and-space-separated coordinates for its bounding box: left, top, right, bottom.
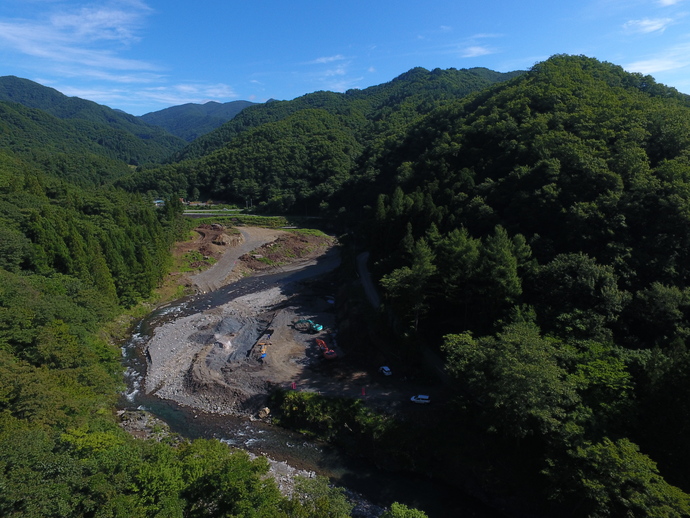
3, 54, 690, 516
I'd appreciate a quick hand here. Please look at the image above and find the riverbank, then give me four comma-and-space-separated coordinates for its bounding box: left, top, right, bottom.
119, 223, 503, 518
142, 226, 343, 418
118, 222, 399, 516
117, 408, 386, 517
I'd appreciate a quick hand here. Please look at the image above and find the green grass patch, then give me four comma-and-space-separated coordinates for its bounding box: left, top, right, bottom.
178, 250, 216, 272
191, 214, 290, 228
257, 256, 275, 266
289, 228, 328, 238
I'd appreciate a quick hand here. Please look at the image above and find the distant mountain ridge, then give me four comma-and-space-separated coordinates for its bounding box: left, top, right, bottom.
0, 75, 187, 164
172, 66, 524, 162
140, 100, 258, 142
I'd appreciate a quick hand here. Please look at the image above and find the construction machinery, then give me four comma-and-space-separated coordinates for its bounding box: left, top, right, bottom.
315, 338, 337, 360
294, 319, 323, 333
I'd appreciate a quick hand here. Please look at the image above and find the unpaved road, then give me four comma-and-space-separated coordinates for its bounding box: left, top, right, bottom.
190, 227, 288, 293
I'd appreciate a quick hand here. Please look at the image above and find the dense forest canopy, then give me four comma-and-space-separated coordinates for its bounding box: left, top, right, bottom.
5, 54, 690, 516
122, 54, 690, 515
118, 66, 522, 205
357, 55, 690, 515
139, 100, 258, 142
0, 75, 187, 164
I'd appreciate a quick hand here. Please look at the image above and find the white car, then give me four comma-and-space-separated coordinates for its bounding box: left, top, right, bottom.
410, 395, 430, 404
379, 366, 392, 376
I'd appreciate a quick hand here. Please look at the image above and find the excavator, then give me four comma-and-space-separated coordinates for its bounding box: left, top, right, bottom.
293, 319, 323, 333
315, 338, 337, 360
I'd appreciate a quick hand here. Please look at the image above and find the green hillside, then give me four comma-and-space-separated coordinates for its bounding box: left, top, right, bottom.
172, 67, 522, 163
121, 55, 690, 516
352, 55, 690, 515
120, 66, 521, 203
140, 100, 257, 142
0, 76, 186, 165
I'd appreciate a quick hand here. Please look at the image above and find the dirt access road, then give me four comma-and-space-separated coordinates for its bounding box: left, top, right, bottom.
146, 225, 402, 417
189, 226, 289, 293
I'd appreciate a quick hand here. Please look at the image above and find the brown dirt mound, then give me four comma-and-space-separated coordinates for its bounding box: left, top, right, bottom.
240, 233, 334, 272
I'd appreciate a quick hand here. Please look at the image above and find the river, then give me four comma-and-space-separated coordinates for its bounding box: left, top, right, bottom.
119, 263, 507, 518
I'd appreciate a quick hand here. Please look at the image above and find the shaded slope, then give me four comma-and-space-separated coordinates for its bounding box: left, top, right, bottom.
0, 75, 186, 163
140, 100, 257, 141
174, 66, 523, 162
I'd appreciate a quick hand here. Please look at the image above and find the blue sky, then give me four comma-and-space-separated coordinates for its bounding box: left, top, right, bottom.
0, 0, 689, 115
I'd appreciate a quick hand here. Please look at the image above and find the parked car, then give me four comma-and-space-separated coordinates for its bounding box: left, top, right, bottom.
410, 395, 430, 404
379, 366, 392, 376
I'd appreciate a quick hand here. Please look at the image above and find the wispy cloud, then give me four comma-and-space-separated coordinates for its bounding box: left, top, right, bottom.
448, 33, 501, 59
0, 1, 243, 111
625, 42, 690, 73
60, 82, 238, 110
50, 4, 151, 44
300, 53, 362, 92
322, 76, 364, 92
460, 45, 494, 58
623, 17, 674, 33
323, 66, 347, 77
0, 1, 157, 75
658, 0, 684, 5
306, 54, 347, 65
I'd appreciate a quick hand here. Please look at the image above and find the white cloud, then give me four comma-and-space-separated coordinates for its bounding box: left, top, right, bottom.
56, 81, 237, 107
323, 76, 364, 92
50, 5, 149, 44
469, 33, 503, 40
324, 66, 347, 77
460, 45, 493, 58
658, 0, 684, 5
625, 42, 690, 73
307, 54, 346, 65
623, 17, 674, 33
0, 1, 156, 75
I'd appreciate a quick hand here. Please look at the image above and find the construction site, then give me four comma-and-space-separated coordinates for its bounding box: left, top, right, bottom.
143, 226, 377, 417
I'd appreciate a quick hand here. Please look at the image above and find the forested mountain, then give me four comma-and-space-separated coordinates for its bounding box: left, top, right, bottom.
0, 106, 359, 515
119, 66, 522, 203
119, 55, 690, 515
173, 66, 522, 163
0, 76, 186, 165
355, 55, 690, 515
140, 100, 257, 142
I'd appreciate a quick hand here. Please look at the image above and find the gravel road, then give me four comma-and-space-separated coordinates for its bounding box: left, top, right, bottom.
190, 227, 287, 293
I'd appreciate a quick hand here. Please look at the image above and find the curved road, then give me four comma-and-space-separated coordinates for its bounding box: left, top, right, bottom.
357, 251, 452, 386
356, 252, 381, 309
190, 227, 286, 294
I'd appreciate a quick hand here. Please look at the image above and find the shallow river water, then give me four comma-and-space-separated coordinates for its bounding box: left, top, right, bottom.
119, 264, 506, 518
